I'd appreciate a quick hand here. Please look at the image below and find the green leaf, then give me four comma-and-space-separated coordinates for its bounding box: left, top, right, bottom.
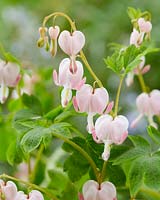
128, 135, 150, 149
22, 93, 43, 115
60, 182, 77, 200
4, 52, 21, 65
54, 110, 78, 122
148, 126, 160, 144
104, 51, 124, 74
50, 122, 72, 138
21, 127, 52, 153
127, 7, 142, 20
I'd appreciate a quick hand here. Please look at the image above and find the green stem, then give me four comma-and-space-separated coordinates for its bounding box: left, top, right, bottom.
51, 132, 100, 182
100, 161, 107, 183
0, 174, 58, 200
30, 144, 44, 183
114, 76, 124, 117
42, 12, 103, 88
137, 73, 147, 93
140, 187, 160, 198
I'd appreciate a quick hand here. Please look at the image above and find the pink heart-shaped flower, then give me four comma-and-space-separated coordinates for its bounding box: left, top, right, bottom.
58, 30, 85, 56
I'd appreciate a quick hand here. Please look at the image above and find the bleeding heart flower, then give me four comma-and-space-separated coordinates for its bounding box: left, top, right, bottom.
0, 180, 18, 200
0, 60, 21, 104
73, 84, 109, 133
138, 18, 152, 33
53, 58, 85, 107
93, 114, 128, 161
58, 30, 85, 73
131, 90, 160, 128
125, 56, 150, 87
130, 28, 144, 47
82, 180, 117, 200
48, 26, 60, 56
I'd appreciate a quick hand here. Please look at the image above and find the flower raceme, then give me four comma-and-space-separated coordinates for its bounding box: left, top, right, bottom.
0, 60, 21, 104
81, 180, 117, 200
131, 90, 160, 128
73, 84, 109, 133
0, 179, 44, 200
53, 58, 85, 107
93, 114, 129, 161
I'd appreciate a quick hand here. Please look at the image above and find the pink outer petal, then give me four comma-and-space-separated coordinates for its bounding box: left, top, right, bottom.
111, 115, 129, 144
141, 65, 150, 74
150, 89, 160, 115
48, 26, 60, 40
28, 190, 44, 200
104, 101, 114, 114
2, 181, 18, 200
53, 70, 59, 85
16, 191, 27, 200
82, 180, 98, 200
78, 193, 84, 200
3, 62, 20, 87
75, 84, 92, 113
72, 96, 79, 112
94, 114, 113, 141
90, 87, 109, 114
58, 30, 85, 56
99, 181, 117, 200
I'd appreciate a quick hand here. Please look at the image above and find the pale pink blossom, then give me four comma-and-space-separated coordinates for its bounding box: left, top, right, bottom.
125, 56, 150, 87
58, 30, 85, 73
130, 28, 144, 47
0, 60, 20, 103
131, 90, 160, 128
48, 26, 60, 56
138, 18, 152, 33
0, 180, 18, 200
73, 84, 109, 133
53, 58, 85, 107
82, 180, 117, 200
93, 114, 128, 161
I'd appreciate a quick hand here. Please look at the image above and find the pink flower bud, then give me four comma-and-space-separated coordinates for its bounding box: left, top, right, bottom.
150, 90, 160, 116
82, 180, 117, 200
138, 18, 152, 33
48, 26, 60, 40
73, 84, 109, 133
58, 30, 85, 56
94, 114, 128, 160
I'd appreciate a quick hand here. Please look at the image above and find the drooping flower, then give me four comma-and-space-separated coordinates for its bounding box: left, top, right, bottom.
0, 180, 18, 200
93, 114, 128, 161
48, 26, 60, 56
53, 58, 85, 107
125, 56, 150, 87
82, 180, 117, 200
58, 30, 85, 73
130, 28, 144, 47
37, 27, 49, 50
73, 84, 109, 133
138, 18, 152, 34
131, 90, 160, 128
0, 60, 21, 104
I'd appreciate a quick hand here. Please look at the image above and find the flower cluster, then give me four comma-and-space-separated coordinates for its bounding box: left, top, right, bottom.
0, 179, 44, 200
79, 180, 117, 200
0, 60, 21, 104
37, 23, 130, 161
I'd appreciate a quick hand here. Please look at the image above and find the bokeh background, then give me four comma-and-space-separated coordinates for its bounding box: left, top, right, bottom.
0, 0, 160, 197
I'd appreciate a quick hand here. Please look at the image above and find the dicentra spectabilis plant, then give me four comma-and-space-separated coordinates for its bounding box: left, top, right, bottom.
0, 7, 160, 200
